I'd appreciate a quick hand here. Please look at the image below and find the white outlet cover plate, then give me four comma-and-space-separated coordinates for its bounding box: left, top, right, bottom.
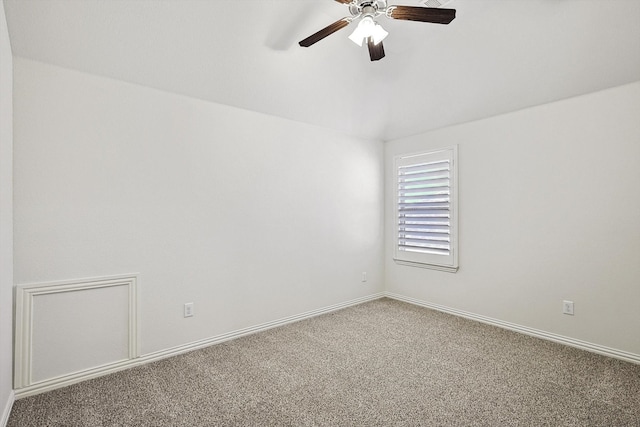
562, 300, 574, 315
184, 302, 194, 317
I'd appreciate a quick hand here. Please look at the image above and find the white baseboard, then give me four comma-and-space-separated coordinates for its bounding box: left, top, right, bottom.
1, 390, 14, 427
13, 291, 638, 401
136, 292, 386, 366
385, 292, 640, 365
15, 292, 385, 399
14, 358, 143, 399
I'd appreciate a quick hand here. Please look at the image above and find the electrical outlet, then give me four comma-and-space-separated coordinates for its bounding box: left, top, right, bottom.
362, 272, 367, 282
562, 300, 574, 316
184, 302, 194, 318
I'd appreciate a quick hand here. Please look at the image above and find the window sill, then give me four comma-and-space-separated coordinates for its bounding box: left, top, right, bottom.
393, 258, 459, 273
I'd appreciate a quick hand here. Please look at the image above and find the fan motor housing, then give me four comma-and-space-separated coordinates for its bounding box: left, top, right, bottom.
349, 0, 388, 17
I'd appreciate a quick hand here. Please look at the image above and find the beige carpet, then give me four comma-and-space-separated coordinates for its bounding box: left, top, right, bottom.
8, 298, 640, 426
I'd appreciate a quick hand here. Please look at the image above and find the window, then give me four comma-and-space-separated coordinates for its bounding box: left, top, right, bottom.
394, 146, 458, 272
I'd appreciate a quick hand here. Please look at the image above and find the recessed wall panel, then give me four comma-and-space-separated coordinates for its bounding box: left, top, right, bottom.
14, 275, 138, 389
31, 284, 130, 383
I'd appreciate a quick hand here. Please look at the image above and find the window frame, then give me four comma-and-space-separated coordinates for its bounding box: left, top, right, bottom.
393, 146, 459, 272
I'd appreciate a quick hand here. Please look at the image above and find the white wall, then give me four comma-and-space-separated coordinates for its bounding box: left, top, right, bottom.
13, 58, 384, 368
12, 51, 638, 398
0, 2, 14, 423
385, 82, 640, 356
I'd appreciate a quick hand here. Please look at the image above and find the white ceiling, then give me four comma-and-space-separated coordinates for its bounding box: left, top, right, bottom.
4, 0, 640, 141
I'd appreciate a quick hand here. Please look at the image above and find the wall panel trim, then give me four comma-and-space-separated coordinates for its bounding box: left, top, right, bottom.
14, 274, 139, 390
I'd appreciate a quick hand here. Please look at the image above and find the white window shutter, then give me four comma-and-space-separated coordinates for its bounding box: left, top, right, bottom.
394, 147, 458, 272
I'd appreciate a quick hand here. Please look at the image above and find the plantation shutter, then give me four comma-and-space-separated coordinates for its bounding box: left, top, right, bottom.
394, 148, 458, 271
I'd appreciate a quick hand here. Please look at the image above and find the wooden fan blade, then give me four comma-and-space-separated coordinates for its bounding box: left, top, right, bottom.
389, 6, 456, 24
334, 0, 352, 3
368, 38, 385, 61
299, 18, 351, 47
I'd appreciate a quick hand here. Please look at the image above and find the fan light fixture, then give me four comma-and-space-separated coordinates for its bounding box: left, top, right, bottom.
348, 16, 388, 47
298, 0, 456, 62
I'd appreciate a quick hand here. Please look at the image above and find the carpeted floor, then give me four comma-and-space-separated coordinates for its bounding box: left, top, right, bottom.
8, 298, 640, 426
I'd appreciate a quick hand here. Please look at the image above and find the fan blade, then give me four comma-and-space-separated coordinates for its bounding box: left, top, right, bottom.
298, 18, 351, 47
334, 0, 352, 3
388, 6, 456, 24
368, 38, 385, 61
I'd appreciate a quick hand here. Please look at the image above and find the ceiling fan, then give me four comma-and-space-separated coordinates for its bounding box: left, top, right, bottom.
298, 0, 456, 61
